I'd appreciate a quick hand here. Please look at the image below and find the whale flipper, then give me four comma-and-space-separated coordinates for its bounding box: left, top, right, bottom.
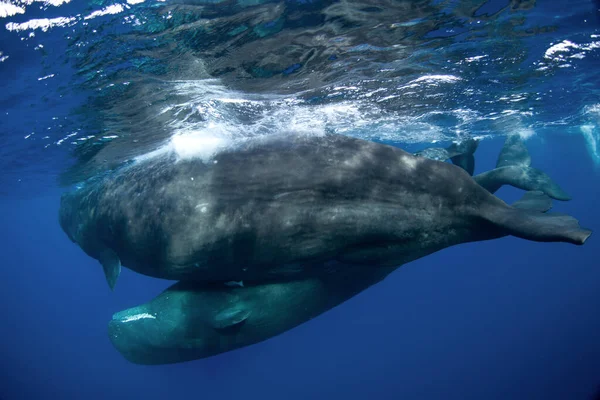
511, 191, 553, 213
213, 307, 251, 331
98, 249, 121, 290
474, 135, 571, 201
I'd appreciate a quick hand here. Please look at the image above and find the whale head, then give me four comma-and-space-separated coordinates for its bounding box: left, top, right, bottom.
107, 286, 253, 365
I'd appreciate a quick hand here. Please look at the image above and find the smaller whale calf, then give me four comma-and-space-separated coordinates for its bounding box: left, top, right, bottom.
108, 264, 394, 365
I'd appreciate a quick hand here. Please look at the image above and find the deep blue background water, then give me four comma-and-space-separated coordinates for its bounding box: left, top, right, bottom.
1, 133, 599, 399
1, 0, 600, 398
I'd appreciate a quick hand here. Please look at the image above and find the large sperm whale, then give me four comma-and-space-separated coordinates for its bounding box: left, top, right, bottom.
59, 133, 591, 289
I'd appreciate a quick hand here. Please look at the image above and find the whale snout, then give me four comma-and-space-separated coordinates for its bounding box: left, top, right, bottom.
108, 309, 171, 365
108, 306, 208, 365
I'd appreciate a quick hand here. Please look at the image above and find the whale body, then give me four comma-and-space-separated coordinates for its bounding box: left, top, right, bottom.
107, 189, 571, 365
108, 263, 394, 365
59, 134, 591, 289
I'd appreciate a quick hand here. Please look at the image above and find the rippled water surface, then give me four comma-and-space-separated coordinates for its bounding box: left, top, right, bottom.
1, 0, 599, 192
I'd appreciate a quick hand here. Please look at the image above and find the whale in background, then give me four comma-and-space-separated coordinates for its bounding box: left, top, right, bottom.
415, 135, 571, 201
414, 138, 480, 175
473, 135, 571, 201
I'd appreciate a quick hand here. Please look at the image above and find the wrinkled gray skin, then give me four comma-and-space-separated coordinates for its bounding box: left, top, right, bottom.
100, 134, 591, 365
109, 263, 394, 365
109, 190, 565, 365
60, 134, 590, 289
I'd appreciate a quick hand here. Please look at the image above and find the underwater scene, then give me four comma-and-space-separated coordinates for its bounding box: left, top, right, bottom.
1, 0, 600, 398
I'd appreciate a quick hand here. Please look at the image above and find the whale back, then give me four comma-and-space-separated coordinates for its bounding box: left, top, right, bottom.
60, 134, 489, 282
59, 134, 591, 288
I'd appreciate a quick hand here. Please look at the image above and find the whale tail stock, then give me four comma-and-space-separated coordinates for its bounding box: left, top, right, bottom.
473, 135, 571, 201
482, 191, 591, 245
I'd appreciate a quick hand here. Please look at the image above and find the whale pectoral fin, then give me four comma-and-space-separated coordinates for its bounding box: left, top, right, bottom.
212, 307, 251, 331
98, 249, 121, 291
511, 191, 553, 213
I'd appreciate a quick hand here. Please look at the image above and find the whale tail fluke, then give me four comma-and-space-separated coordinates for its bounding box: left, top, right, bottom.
448, 138, 480, 176
473, 135, 571, 201
495, 134, 531, 168
504, 211, 590, 245
483, 200, 591, 245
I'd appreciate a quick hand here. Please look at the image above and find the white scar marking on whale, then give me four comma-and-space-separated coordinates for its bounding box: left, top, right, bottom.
120, 313, 156, 323
195, 203, 209, 213
402, 156, 418, 171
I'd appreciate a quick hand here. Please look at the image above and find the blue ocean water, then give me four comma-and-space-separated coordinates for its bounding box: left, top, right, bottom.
1, 0, 600, 399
